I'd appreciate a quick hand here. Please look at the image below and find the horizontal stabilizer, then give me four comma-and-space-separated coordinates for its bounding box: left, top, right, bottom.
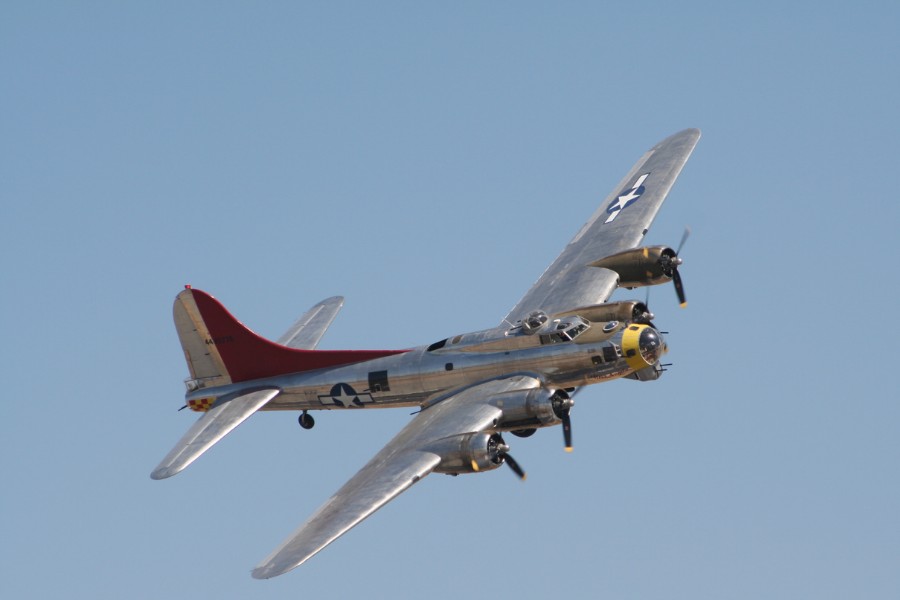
277, 296, 344, 350
151, 388, 280, 480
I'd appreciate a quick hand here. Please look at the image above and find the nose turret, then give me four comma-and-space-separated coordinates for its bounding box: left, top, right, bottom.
638, 326, 665, 364
621, 324, 667, 371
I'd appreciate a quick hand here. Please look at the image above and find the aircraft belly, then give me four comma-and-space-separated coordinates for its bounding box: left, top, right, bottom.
262, 392, 428, 411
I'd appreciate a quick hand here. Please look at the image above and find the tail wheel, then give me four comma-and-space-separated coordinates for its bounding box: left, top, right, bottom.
298, 410, 315, 430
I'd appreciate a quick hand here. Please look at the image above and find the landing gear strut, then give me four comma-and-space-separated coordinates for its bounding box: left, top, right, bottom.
298, 410, 315, 430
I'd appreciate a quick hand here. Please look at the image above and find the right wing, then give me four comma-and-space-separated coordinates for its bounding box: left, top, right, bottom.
251, 376, 539, 579
504, 129, 700, 325
277, 296, 344, 349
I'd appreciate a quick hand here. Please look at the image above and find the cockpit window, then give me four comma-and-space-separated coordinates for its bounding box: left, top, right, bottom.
566, 322, 588, 339
539, 317, 590, 344
427, 338, 448, 352
540, 332, 566, 344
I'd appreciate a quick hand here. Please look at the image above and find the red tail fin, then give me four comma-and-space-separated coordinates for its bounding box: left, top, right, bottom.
177, 288, 407, 384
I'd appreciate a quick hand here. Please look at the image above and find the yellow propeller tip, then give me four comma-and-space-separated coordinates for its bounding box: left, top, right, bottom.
521, 475, 527, 481
679, 302, 688, 308
565, 447, 573, 453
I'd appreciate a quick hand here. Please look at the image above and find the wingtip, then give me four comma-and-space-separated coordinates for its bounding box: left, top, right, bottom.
652, 128, 701, 151
150, 467, 176, 480
251, 560, 299, 580
151, 460, 189, 480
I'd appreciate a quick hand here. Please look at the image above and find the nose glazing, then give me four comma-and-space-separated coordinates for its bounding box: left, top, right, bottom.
639, 327, 665, 364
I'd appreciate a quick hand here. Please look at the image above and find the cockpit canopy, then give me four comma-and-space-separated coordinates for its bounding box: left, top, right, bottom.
539, 316, 590, 345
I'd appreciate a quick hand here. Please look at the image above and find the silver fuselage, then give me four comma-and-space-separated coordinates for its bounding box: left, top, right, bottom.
185, 319, 663, 412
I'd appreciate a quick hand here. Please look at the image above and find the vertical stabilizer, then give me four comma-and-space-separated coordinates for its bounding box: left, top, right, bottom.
173, 287, 233, 390
173, 287, 408, 385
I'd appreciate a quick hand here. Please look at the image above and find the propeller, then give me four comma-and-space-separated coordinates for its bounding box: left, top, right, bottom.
490, 434, 526, 480
641, 288, 658, 328
551, 391, 575, 452
500, 446, 527, 480
659, 227, 690, 308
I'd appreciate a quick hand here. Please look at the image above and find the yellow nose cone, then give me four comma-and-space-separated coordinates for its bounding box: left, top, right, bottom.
621, 324, 653, 371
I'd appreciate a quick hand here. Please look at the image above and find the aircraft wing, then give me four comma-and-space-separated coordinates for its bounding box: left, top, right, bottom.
504, 128, 701, 325
277, 296, 344, 350
251, 376, 537, 579
151, 388, 280, 480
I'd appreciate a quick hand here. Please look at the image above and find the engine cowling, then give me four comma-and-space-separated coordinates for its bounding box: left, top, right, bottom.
491, 387, 574, 451
431, 432, 507, 475
588, 246, 677, 288
554, 300, 653, 325
491, 387, 570, 432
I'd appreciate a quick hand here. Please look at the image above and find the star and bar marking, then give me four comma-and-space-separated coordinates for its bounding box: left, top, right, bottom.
318, 383, 374, 407
605, 173, 650, 223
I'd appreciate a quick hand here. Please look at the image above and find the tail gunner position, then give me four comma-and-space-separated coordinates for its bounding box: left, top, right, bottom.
151, 129, 701, 579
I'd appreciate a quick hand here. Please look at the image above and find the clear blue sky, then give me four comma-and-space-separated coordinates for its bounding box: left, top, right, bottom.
3, 2, 899, 598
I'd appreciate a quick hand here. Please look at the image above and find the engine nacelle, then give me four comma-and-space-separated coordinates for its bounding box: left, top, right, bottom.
554, 300, 653, 325
493, 387, 569, 432
589, 246, 677, 288
431, 432, 505, 475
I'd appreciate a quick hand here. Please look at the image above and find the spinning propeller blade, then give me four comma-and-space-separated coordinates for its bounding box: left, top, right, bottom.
502, 451, 526, 480
494, 436, 526, 480
551, 391, 575, 452
660, 227, 690, 308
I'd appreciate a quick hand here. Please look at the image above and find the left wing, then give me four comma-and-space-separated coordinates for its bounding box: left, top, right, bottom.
504, 129, 700, 324
251, 376, 538, 579
151, 388, 280, 480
